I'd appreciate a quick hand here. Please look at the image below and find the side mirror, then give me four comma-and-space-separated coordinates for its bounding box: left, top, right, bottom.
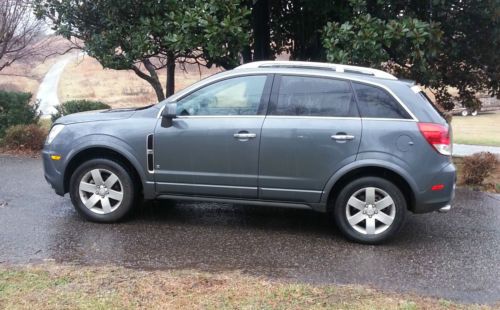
161, 103, 177, 128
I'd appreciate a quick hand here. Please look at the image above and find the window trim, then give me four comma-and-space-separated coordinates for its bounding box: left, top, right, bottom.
268, 73, 418, 121
268, 74, 360, 118
158, 71, 419, 121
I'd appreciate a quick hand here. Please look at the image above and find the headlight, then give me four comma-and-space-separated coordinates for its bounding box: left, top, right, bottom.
46, 124, 65, 144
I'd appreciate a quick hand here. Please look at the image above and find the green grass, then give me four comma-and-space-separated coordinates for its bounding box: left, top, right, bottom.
0, 264, 493, 310
451, 112, 500, 146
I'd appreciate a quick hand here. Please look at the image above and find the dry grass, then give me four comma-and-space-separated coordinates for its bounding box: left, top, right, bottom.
58, 57, 220, 108
0, 263, 493, 310
0, 36, 72, 95
451, 112, 500, 147
0, 58, 59, 95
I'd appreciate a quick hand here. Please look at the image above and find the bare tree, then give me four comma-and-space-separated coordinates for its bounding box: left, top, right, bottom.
0, 0, 47, 71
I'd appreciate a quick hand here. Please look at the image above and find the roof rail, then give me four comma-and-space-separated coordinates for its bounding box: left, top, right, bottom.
236, 61, 397, 80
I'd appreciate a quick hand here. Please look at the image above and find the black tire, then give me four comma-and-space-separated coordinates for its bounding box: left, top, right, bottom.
332, 177, 407, 244
69, 158, 137, 222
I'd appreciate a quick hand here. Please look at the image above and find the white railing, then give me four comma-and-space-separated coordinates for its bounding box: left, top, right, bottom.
236, 61, 397, 80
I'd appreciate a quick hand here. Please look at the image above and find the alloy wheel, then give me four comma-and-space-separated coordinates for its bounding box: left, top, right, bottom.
345, 187, 396, 235
78, 168, 124, 214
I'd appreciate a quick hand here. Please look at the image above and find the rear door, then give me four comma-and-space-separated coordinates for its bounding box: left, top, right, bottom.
258, 75, 362, 202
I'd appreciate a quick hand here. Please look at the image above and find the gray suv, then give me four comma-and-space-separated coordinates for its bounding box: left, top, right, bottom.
42, 61, 456, 244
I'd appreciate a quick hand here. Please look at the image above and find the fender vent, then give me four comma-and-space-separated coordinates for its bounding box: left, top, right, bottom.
147, 134, 154, 172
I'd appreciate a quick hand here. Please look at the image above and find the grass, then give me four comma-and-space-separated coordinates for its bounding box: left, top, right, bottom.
451, 112, 500, 147
0, 264, 493, 310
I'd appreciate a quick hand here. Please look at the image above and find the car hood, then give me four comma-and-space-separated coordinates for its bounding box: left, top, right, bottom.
54, 108, 138, 125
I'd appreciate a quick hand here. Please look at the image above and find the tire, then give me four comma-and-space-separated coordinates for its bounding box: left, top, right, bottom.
332, 177, 407, 244
69, 158, 137, 222
470, 109, 478, 116
461, 109, 469, 117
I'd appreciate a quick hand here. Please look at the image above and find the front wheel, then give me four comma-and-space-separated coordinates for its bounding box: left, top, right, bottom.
332, 177, 407, 244
69, 158, 137, 222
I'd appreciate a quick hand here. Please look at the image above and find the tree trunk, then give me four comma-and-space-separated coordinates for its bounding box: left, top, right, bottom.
131, 59, 165, 102
242, 45, 253, 63
252, 0, 272, 61
166, 54, 175, 98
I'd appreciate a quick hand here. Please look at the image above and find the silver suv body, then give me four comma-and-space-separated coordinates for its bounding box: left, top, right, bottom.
42, 61, 456, 244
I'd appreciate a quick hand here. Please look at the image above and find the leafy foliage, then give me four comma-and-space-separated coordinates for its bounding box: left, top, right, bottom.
0, 91, 39, 137
322, 0, 499, 110
34, 0, 250, 100
52, 100, 110, 122
3, 124, 48, 151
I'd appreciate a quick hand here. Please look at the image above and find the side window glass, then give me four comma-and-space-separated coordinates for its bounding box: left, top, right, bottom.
271, 76, 358, 117
352, 82, 411, 119
177, 76, 267, 116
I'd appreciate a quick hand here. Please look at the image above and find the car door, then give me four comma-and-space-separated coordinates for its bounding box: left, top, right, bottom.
154, 74, 272, 198
259, 74, 362, 202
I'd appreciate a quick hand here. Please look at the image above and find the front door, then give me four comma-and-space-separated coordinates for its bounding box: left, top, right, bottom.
259, 74, 362, 202
154, 74, 272, 198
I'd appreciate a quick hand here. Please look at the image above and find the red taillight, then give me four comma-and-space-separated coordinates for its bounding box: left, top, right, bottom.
418, 122, 451, 156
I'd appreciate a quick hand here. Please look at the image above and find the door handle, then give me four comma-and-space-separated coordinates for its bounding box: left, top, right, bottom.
234, 132, 257, 139
331, 134, 355, 141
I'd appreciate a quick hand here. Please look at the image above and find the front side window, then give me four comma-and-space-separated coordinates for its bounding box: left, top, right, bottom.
176, 75, 267, 116
270, 76, 358, 117
352, 82, 411, 119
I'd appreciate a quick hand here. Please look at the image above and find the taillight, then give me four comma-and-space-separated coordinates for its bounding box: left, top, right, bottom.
418, 122, 451, 156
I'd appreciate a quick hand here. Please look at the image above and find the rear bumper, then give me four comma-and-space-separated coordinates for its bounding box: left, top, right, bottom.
412, 162, 456, 214
42, 149, 65, 196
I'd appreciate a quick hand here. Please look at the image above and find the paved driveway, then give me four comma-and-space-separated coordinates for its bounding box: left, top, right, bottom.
0, 155, 499, 304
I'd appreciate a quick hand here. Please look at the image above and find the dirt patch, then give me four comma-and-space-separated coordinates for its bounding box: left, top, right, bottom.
0, 263, 493, 309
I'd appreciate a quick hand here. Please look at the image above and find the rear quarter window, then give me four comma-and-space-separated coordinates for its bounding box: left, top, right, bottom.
353, 82, 411, 119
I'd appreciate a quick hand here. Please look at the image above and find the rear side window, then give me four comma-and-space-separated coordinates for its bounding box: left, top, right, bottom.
352, 82, 411, 119
271, 76, 358, 117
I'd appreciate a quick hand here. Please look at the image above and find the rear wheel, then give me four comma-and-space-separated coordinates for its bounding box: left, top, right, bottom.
69, 158, 137, 222
332, 177, 407, 244
461, 109, 469, 117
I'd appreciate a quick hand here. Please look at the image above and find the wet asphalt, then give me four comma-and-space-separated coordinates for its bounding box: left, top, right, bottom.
0, 155, 499, 304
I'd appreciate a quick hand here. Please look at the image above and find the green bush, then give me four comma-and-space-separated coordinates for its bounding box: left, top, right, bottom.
0, 91, 39, 137
3, 124, 48, 151
462, 152, 498, 186
52, 100, 110, 122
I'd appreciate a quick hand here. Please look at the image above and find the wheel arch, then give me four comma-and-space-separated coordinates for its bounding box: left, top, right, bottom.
63, 146, 144, 196
322, 161, 418, 212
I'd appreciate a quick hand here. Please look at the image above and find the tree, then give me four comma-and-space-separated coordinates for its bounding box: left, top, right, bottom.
34, 0, 250, 101
322, 0, 499, 110
0, 0, 47, 71
243, 0, 351, 62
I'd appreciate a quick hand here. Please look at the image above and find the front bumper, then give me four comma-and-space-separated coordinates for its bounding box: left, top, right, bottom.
42, 149, 65, 196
